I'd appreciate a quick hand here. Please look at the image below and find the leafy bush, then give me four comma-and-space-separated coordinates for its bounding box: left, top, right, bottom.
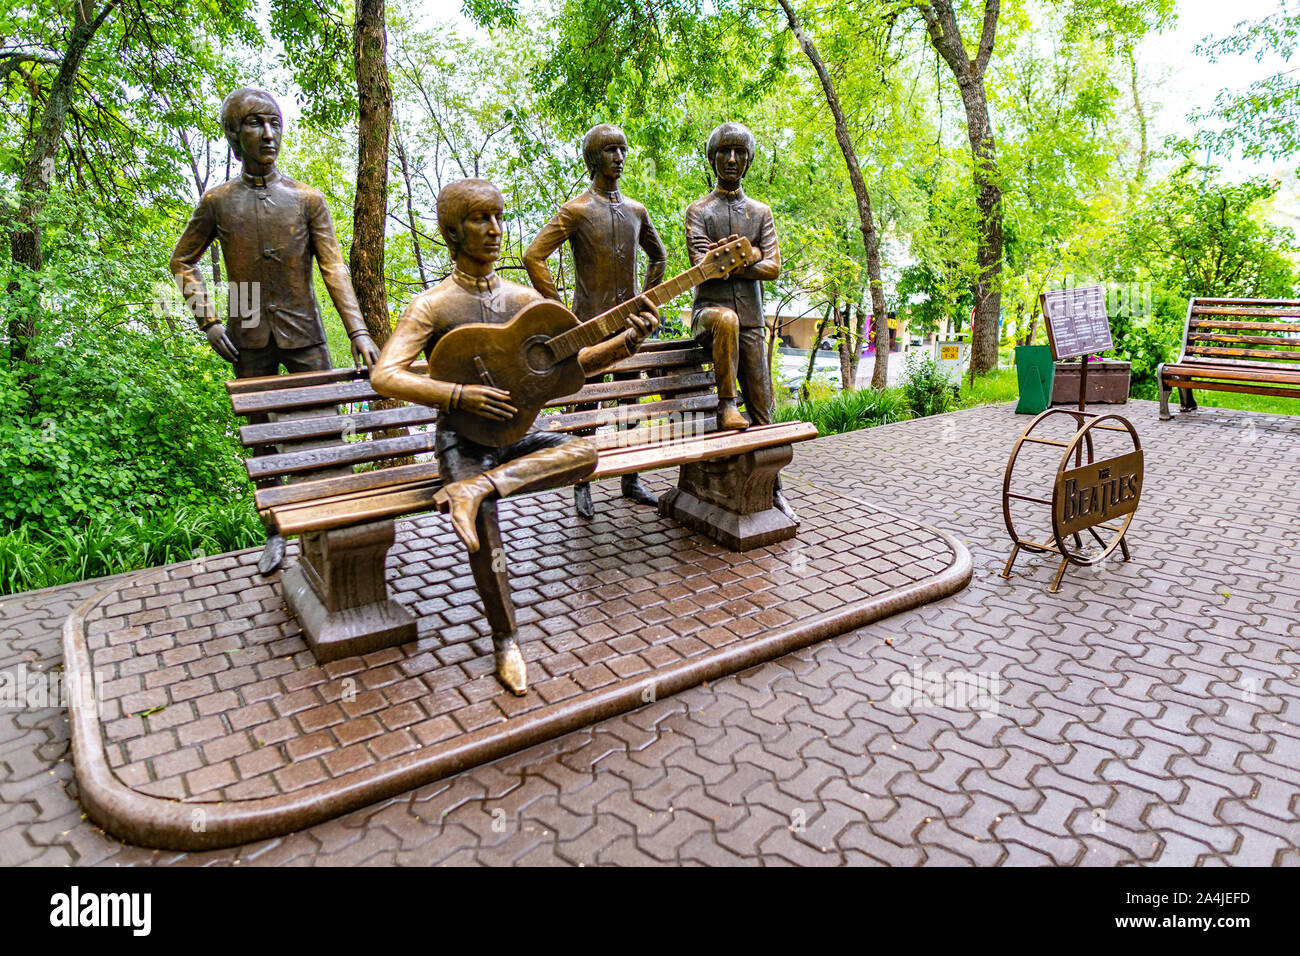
0, 188, 262, 593
0, 499, 262, 594
0, 327, 249, 530
774, 388, 907, 436
899, 353, 956, 418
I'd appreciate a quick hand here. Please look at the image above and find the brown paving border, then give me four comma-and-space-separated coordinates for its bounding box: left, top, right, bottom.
63, 484, 971, 851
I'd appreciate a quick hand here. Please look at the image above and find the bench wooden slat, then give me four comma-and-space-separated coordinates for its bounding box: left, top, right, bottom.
254, 415, 724, 513
540, 393, 719, 433
272, 422, 816, 536
590, 422, 817, 478
1163, 363, 1300, 384
1192, 298, 1300, 308
1189, 320, 1300, 333
240, 404, 435, 445
1188, 332, 1300, 347
1184, 345, 1300, 362
255, 460, 444, 512
598, 347, 709, 375
1163, 378, 1300, 400
553, 371, 715, 405
225, 364, 393, 395
231, 379, 380, 414
246, 431, 437, 479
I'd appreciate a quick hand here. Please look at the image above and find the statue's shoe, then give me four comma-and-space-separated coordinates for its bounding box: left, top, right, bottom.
432, 477, 493, 553
258, 534, 286, 576
621, 474, 658, 507
494, 638, 527, 696
574, 482, 594, 519
717, 402, 750, 431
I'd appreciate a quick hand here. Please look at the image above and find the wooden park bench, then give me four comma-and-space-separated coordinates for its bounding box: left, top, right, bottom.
226, 339, 818, 661
1157, 297, 1300, 420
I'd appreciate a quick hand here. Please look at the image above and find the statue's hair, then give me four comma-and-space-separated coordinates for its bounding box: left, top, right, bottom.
437, 179, 503, 258
581, 124, 627, 177
221, 88, 281, 160
706, 121, 756, 167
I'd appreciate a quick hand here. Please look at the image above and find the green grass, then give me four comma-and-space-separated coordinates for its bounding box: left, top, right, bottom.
0, 499, 263, 596
956, 368, 1020, 409
1180, 389, 1300, 416
773, 387, 909, 436
773, 366, 1021, 439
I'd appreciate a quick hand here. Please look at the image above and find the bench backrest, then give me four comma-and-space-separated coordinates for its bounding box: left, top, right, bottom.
1177, 298, 1300, 370
226, 338, 716, 514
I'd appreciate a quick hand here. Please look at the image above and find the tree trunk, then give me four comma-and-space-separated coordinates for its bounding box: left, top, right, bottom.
869, 306, 888, 390
778, 0, 890, 389
918, 0, 1003, 375
352, 0, 394, 345
5, 0, 119, 363
1125, 45, 1148, 188
802, 303, 833, 401
393, 119, 429, 288
835, 303, 852, 392
850, 302, 865, 388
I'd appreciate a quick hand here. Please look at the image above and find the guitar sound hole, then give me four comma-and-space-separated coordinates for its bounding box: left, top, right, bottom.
524, 337, 554, 374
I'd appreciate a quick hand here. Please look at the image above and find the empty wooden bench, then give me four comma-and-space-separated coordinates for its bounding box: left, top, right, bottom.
226, 339, 818, 661
1157, 297, 1300, 420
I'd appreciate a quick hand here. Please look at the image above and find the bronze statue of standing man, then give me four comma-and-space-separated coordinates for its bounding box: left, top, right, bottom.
685, 121, 796, 521
170, 87, 380, 574
524, 123, 667, 517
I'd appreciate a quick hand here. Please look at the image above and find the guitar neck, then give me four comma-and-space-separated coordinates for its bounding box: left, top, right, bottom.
548, 265, 708, 362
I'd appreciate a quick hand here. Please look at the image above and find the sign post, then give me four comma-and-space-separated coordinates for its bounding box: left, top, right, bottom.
999, 285, 1143, 591
1040, 286, 1115, 410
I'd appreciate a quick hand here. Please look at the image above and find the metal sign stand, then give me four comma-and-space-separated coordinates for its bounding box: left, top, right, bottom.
1000, 289, 1144, 592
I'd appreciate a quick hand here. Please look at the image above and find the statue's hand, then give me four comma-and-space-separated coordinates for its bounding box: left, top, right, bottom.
458, 385, 517, 422
625, 294, 659, 347
351, 332, 380, 369
205, 323, 239, 363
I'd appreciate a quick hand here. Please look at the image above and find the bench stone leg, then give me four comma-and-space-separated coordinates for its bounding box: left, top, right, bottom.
658, 444, 798, 551
281, 518, 417, 663
1157, 364, 1172, 421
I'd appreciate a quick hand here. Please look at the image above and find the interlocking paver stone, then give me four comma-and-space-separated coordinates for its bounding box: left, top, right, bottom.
1, 400, 1297, 863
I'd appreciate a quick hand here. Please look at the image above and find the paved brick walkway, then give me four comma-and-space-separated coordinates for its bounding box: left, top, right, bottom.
2, 400, 1298, 864
64, 481, 965, 848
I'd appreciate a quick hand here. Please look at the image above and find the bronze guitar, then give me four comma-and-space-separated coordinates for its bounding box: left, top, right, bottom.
428, 235, 757, 447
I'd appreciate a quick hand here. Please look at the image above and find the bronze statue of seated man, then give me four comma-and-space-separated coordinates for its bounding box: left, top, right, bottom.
686, 121, 797, 523
370, 178, 657, 695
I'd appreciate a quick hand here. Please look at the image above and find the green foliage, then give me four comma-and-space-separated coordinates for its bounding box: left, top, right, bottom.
1196, 2, 1300, 159
0, 188, 257, 589
0, 501, 262, 595
899, 353, 956, 418
1103, 163, 1299, 394
773, 387, 907, 436
957, 368, 1020, 408
0, 333, 247, 530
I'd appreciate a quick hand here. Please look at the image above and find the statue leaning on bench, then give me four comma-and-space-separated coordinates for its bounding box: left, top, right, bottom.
687, 121, 797, 524
369, 178, 659, 695
169, 87, 381, 575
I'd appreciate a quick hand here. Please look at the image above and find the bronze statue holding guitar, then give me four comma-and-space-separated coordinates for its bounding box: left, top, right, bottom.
371, 178, 755, 696
428, 232, 758, 447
